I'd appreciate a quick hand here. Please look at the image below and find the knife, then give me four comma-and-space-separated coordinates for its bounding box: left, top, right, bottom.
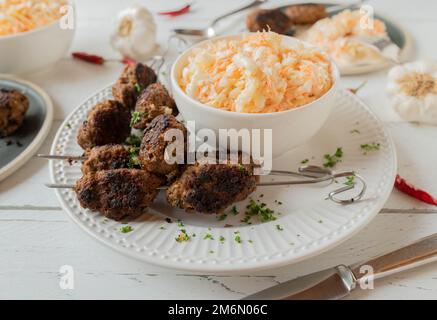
243, 233, 437, 300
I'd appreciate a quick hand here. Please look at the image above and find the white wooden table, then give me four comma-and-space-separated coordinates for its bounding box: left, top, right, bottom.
1, 0, 437, 300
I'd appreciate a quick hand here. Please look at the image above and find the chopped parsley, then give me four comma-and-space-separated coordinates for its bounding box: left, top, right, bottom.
238, 164, 248, 174
231, 206, 239, 215
159, 226, 166, 230
301, 159, 309, 164
219, 236, 225, 243
177, 220, 184, 228
361, 143, 380, 154
209, 250, 215, 254
344, 176, 356, 187
350, 129, 360, 134
217, 213, 227, 221
65, 123, 71, 129
130, 111, 141, 126
323, 147, 344, 168
276, 225, 284, 231
234, 234, 242, 244
175, 229, 190, 242
318, 220, 323, 224
248, 240, 253, 244
246, 199, 277, 223
125, 134, 142, 148
134, 83, 141, 94
120, 225, 133, 233
127, 147, 140, 169
203, 233, 214, 240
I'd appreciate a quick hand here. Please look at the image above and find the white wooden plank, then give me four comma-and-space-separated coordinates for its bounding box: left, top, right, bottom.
1, 211, 436, 299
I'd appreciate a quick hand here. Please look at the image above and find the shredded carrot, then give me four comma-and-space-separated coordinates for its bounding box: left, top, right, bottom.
179, 32, 333, 113
0, 0, 67, 36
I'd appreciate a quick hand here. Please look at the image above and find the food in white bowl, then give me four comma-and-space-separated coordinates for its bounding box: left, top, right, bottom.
0, 0, 75, 74
171, 32, 340, 157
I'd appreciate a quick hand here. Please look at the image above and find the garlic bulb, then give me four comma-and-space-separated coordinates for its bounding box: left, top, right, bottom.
387, 60, 437, 124
110, 6, 157, 61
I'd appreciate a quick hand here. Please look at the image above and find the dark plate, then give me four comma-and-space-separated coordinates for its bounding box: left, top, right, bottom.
0, 76, 53, 181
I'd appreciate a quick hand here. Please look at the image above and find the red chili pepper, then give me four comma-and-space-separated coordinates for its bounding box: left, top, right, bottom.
394, 175, 437, 206
121, 56, 137, 66
158, 3, 191, 17
72, 52, 105, 65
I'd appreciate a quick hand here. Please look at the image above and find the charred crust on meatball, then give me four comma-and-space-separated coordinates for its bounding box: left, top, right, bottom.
139, 114, 187, 179
112, 63, 157, 109
77, 100, 131, 150
74, 169, 164, 221
133, 83, 178, 130
166, 161, 259, 214
0, 89, 29, 137
81, 144, 131, 174
246, 8, 291, 34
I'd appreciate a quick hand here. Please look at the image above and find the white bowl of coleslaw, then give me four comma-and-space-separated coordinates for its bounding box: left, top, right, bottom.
171, 32, 340, 157
0, 0, 75, 74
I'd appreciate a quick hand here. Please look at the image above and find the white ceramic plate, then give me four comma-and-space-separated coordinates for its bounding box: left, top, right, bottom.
0, 75, 53, 181
49, 87, 396, 273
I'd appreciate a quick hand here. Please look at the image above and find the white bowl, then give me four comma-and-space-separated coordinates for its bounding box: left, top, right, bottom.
171, 34, 340, 158
0, 4, 75, 74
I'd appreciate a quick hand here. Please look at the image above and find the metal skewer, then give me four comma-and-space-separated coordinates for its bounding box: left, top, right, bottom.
44, 170, 366, 205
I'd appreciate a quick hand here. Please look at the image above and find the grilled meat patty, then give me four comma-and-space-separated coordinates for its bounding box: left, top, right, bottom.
285, 4, 327, 25
139, 114, 186, 179
132, 83, 178, 130
112, 63, 157, 109
77, 100, 131, 150
166, 161, 259, 214
0, 88, 29, 137
246, 8, 291, 34
82, 144, 132, 175
75, 169, 164, 221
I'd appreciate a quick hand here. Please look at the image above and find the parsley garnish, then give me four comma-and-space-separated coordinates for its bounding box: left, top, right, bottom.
134, 83, 141, 94
130, 111, 141, 126
361, 143, 380, 154
231, 206, 239, 215
120, 225, 133, 233
203, 233, 214, 240
65, 123, 71, 129
177, 220, 184, 228
217, 214, 227, 221
125, 134, 142, 147
276, 225, 284, 231
219, 236, 225, 243
350, 129, 360, 134
344, 176, 355, 187
245, 199, 277, 223
323, 147, 343, 168
175, 229, 190, 242
301, 159, 309, 164
234, 234, 242, 244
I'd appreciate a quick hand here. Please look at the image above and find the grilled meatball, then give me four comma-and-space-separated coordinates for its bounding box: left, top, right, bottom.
132, 83, 178, 130
75, 169, 164, 221
139, 114, 186, 179
82, 144, 132, 175
166, 161, 259, 214
0, 89, 29, 137
77, 100, 131, 150
285, 4, 327, 25
246, 8, 291, 34
112, 63, 157, 109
